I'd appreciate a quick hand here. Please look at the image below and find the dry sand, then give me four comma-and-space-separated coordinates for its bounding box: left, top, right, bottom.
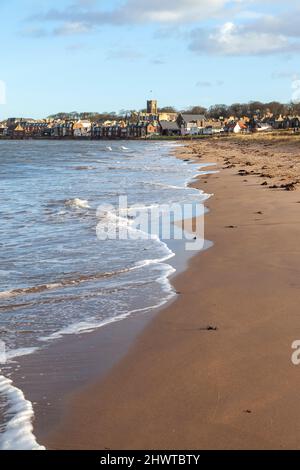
44, 135, 300, 450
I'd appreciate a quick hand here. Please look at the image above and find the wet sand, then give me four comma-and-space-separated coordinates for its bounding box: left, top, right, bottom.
43, 135, 300, 449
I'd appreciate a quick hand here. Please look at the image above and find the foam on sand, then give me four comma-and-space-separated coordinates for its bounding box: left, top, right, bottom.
0, 376, 45, 450
0, 345, 45, 450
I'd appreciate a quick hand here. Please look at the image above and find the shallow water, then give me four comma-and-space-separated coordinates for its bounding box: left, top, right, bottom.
0, 140, 208, 449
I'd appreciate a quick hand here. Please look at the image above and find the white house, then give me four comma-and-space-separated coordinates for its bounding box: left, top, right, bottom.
73, 120, 92, 137
233, 121, 248, 133
177, 114, 206, 135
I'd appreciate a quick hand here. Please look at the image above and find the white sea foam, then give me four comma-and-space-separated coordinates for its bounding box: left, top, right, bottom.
0, 223, 176, 451
65, 198, 90, 209
97, 208, 162, 241
143, 181, 186, 190
0, 376, 45, 450
39, 279, 176, 344
134, 239, 175, 268
39, 315, 130, 342
38, 234, 176, 344
126, 203, 160, 213
0, 343, 45, 451
6, 347, 39, 361
39, 253, 176, 344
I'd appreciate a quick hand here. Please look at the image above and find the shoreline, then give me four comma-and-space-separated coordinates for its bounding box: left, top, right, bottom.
1, 142, 210, 449
6, 236, 202, 448
0, 132, 219, 141
44, 136, 300, 450
0, 131, 299, 142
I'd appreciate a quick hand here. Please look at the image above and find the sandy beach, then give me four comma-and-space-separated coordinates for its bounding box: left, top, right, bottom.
39, 135, 300, 449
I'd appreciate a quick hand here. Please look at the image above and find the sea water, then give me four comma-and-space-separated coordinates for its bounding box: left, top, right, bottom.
0, 140, 209, 449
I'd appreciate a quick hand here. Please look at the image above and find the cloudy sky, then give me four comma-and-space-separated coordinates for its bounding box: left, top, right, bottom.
0, 0, 299, 118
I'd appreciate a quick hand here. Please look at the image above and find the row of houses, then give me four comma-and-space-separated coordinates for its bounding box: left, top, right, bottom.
0, 114, 207, 139
1, 112, 300, 139
263, 115, 300, 130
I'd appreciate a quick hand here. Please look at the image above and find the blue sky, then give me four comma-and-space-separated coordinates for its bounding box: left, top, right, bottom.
0, 0, 300, 118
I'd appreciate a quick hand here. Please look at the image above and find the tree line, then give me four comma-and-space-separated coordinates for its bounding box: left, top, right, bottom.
48, 101, 300, 122
159, 102, 300, 119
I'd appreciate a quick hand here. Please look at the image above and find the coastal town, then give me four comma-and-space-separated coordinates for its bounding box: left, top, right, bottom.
1, 99, 300, 140
4, 0, 300, 455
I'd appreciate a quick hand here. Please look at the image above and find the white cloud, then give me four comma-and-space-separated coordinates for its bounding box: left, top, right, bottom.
26, 0, 300, 58
243, 12, 300, 38
190, 21, 300, 56
31, 0, 244, 27
120, 0, 236, 23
